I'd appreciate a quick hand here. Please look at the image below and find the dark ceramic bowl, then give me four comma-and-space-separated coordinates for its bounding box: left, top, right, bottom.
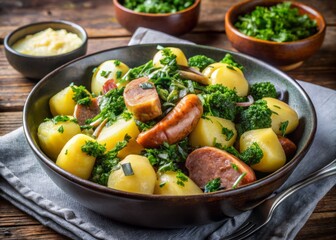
4, 20, 88, 80
23, 44, 316, 228
113, 0, 201, 36
225, 0, 326, 71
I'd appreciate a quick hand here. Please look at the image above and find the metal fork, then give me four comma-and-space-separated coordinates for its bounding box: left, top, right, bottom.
224, 159, 336, 240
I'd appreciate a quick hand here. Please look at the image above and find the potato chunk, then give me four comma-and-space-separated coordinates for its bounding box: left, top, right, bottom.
154, 171, 203, 195
202, 62, 227, 78
56, 134, 97, 179
263, 97, 299, 135
49, 86, 77, 116
240, 128, 286, 172
210, 65, 249, 96
96, 117, 144, 158
91, 60, 129, 95
189, 116, 237, 148
153, 47, 188, 67
37, 117, 81, 160
107, 155, 156, 194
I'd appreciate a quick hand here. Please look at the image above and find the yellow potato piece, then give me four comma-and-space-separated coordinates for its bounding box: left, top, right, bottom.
56, 134, 97, 179
240, 128, 286, 173
210, 65, 249, 96
263, 97, 299, 135
189, 116, 237, 148
154, 171, 203, 195
202, 62, 227, 78
37, 118, 81, 160
153, 47, 188, 67
49, 86, 76, 116
96, 118, 144, 158
91, 60, 129, 95
107, 155, 156, 194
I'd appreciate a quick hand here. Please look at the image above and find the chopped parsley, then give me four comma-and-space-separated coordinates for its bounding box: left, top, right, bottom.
280, 120, 289, 136
232, 172, 247, 189
81, 141, 106, 158
234, 2, 317, 42
100, 70, 111, 78
176, 171, 188, 187
222, 127, 234, 141
57, 125, 64, 133
90, 134, 131, 186
114, 60, 121, 66
220, 53, 244, 71
122, 0, 195, 14
71, 84, 92, 106
204, 178, 221, 193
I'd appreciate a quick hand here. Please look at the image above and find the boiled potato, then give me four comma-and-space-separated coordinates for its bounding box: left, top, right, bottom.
189, 116, 237, 148
96, 117, 144, 158
107, 155, 156, 194
263, 97, 299, 135
210, 65, 249, 96
56, 134, 97, 179
49, 86, 77, 116
91, 60, 129, 95
154, 171, 203, 195
37, 117, 81, 160
240, 128, 286, 172
202, 62, 227, 78
153, 47, 188, 67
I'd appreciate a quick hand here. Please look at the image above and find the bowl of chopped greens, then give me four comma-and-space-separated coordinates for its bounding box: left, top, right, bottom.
23, 44, 316, 228
113, 0, 201, 36
225, 0, 326, 70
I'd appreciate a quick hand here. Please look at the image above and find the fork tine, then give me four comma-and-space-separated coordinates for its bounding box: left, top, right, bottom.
224, 222, 255, 240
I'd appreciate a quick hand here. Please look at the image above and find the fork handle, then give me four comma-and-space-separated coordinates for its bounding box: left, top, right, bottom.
269, 159, 336, 213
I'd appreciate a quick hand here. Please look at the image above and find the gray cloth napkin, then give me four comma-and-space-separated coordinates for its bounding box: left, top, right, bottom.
1, 27, 335, 240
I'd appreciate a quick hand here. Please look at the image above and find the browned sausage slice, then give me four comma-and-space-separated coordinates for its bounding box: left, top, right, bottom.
123, 77, 162, 122
74, 98, 100, 126
136, 94, 203, 148
278, 135, 297, 159
185, 147, 256, 189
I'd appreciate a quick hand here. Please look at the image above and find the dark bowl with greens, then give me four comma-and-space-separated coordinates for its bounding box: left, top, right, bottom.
225, 0, 326, 70
23, 43, 316, 228
113, 0, 201, 36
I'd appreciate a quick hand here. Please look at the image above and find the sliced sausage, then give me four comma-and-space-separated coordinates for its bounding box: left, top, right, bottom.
278, 135, 297, 159
102, 79, 117, 94
74, 98, 100, 125
123, 77, 162, 122
136, 94, 203, 148
185, 147, 256, 190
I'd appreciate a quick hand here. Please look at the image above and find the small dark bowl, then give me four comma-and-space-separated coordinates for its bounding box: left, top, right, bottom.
4, 20, 88, 80
113, 0, 201, 36
23, 44, 316, 228
225, 0, 326, 71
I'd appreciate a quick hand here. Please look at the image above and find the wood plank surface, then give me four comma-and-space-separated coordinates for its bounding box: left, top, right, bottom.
0, 0, 335, 239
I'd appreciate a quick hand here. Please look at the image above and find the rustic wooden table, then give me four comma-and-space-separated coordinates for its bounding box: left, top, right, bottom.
0, 0, 335, 239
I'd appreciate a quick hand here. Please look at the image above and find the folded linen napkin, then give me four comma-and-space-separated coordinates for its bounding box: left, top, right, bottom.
1, 27, 335, 240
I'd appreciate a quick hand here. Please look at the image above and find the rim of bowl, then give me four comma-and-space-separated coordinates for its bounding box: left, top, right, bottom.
113, 0, 201, 17
23, 43, 317, 201
4, 20, 88, 59
225, 0, 326, 46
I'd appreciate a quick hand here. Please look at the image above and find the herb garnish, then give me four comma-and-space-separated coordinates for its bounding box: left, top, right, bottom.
280, 120, 289, 136
232, 172, 247, 189
235, 2, 317, 42
123, 0, 195, 14
204, 178, 221, 193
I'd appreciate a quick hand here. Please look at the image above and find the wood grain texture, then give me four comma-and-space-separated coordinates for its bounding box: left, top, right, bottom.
0, 0, 335, 239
